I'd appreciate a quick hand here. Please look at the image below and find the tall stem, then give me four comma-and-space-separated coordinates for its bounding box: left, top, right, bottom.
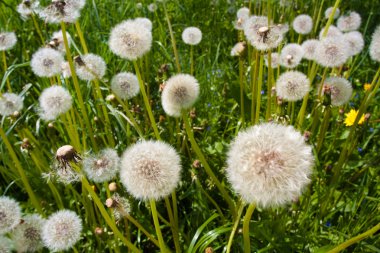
150, 199, 169, 253
265, 51, 273, 120
239, 56, 245, 124
75, 21, 89, 54
226, 202, 245, 253
2, 51, 11, 91
243, 203, 256, 253
31, 14, 45, 44
190, 45, 194, 75
254, 54, 264, 124
163, 2, 181, 73
316, 106, 331, 154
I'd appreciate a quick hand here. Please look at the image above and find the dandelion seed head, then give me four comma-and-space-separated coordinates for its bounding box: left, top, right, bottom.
31, 48, 64, 77
111, 72, 140, 100
109, 19, 152, 60
148, 3, 157, 12
337, 11, 361, 32
301, 39, 320, 60
276, 71, 310, 101
161, 74, 200, 117
39, 85, 72, 121
244, 17, 283, 50
11, 214, 45, 253
319, 25, 343, 39
321, 77, 352, 106
343, 31, 364, 57
17, 0, 41, 19
50, 30, 71, 54
75, 54, 106, 81
182, 27, 202, 45
369, 25, 380, 62
280, 43, 304, 68
83, 149, 120, 183
0, 196, 21, 234
292, 14, 313, 35
325, 7, 340, 19
120, 140, 182, 200
61, 61, 71, 78
233, 7, 250, 30
0, 236, 13, 253
106, 193, 131, 221
264, 52, 280, 68
134, 17, 153, 31
230, 42, 246, 56
315, 37, 349, 67
0, 32, 17, 51
39, 0, 80, 24
42, 210, 82, 252
226, 123, 313, 207
0, 93, 23, 117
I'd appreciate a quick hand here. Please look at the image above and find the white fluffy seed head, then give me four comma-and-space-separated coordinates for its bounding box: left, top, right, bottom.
42, 210, 82, 252
0, 32, 17, 51
11, 214, 45, 253
264, 52, 280, 68
0, 196, 21, 234
134, 17, 153, 31
337, 11, 361, 32
292, 14, 313, 34
343, 31, 364, 57
148, 3, 157, 12
161, 74, 200, 117
301, 39, 320, 60
315, 37, 349, 67
109, 19, 152, 60
111, 72, 140, 100
324, 7, 340, 19
280, 43, 304, 68
322, 77, 352, 106
120, 140, 182, 200
276, 71, 310, 101
31, 48, 64, 77
50, 30, 71, 54
75, 54, 106, 81
83, 148, 120, 183
230, 42, 246, 57
369, 25, 380, 62
39, 85, 72, 121
237, 7, 250, 19
0, 93, 23, 116
0, 236, 13, 253
17, 0, 41, 19
233, 7, 250, 30
319, 25, 343, 39
39, 0, 80, 24
226, 123, 313, 207
61, 61, 72, 78
182, 27, 202, 45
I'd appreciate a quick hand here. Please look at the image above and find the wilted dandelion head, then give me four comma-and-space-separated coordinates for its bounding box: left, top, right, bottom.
39, 0, 81, 24
276, 71, 310, 101
75, 54, 106, 81
321, 77, 352, 106
11, 214, 45, 253
343, 31, 364, 57
319, 25, 343, 39
182, 27, 202, 45
315, 37, 349, 67
111, 72, 140, 100
369, 25, 380, 62
230, 42, 246, 57
31, 48, 64, 77
280, 43, 304, 68
161, 74, 200, 117
49, 30, 71, 54
233, 7, 250, 30
0, 32, 17, 51
120, 140, 182, 200
0, 236, 13, 253
226, 123, 313, 207
83, 148, 120, 183
105, 193, 131, 221
0, 93, 23, 116
0, 196, 21, 234
292, 14, 313, 35
325, 7, 340, 19
301, 39, 320, 60
42, 210, 82, 252
39, 85, 72, 121
17, 0, 41, 19
264, 52, 280, 68
134, 17, 153, 31
337, 11, 361, 32
109, 19, 152, 60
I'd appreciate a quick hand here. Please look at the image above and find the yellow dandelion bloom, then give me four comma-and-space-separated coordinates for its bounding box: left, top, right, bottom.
344, 109, 365, 126
364, 83, 372, 91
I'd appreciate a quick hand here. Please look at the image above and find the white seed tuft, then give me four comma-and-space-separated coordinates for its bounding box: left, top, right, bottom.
83, 148, 120, 183
337, 11, 361, 32
276, 71, 310, 101
11, 214, 45, 253
182, 27, 202, 45
111, 72, 140, 100
0, 196, 22, 234
31, 48, 64, 77
280, 43, 304, 68
292, 14, 313, 35
0, 32, 17, 51
0, 93, 23, 116
39, 85, 72, 121
75, 54, 107, 81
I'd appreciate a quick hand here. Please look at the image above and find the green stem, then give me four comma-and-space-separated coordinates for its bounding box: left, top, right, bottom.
316, 106, 331, 154
150, 199, 169, 253
265, 51, 272, 120
165, 197, 180, 253
255, 54, 264, 124
313, 0, 325, 34
327, 223, 380, 253
163, 2, 181, 73
0, 127, 42, 213
190, 45, 194, 75
239, 55, 245, 124
251, 51, 259, 123
226, 202, 245, 253
114, 95, 144, 137
126, 214, 160, 247
182, 110, 236, 217
75, 21, 89, 54
2, 51, 11, 91
321, 0, 341, 38
243, 203, 256, 253
133, 61, 161, 140
31, 13, 45, 44
60, 21, 98, 152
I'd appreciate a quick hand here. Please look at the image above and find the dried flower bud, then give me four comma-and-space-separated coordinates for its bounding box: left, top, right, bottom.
192, 160, 201, 168
105, 198, 115, 208
94, 227, 103, 235
108, 182, 117, 192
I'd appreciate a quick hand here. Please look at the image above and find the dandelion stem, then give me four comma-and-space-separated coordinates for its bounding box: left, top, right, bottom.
2, 51, 11, 91
321, 0, 341, 38
163, 2, 181, 73
190, 45, 194, 75
265, 51, 273, 120
126, 214, 160, 247
243, 203, 256, 253
251, 51, 259, 123
0, 127, 42, 213
164, 197, 181, 253
327, 222, 380, 253
114, 95, 144, 137
316, 106, 331, 154
150, 199, 169, 253
75, 21, 89, 54
182, 110, 237, 217
226, 201, 245, 253
313, 0, 325, 34
255, 54, 264, 124
239, 55, 245, 124
31, 13, 45, 44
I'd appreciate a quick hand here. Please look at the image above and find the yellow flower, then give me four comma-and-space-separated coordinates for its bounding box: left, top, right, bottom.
364, 83, 372, 91
344, 109, 365, 126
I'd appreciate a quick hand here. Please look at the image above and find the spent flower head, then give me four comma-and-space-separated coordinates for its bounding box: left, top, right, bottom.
264, 52, 280, 68
39, 85, 72, 121
230, 42, 246, 57
0, 236, 13, 253
369, 25, 380, 62
75, 54, 106, 81
0, 93, 23, 116
343, 31, 364, 57
280, 43, 304, 68
39, 0, 81, 23
337, 11, 361, 32
325, 7, 340, 19
276, 71, 310, 101
301, 39, 320, 60
292, 14, 313, 35
111, 72, 140, 100
0, 196, 22, 234
315, 37, 349, 67
321, 77, 353, 106
11, 214, 45, 253
319, 25, 343, 39
226, 123, 313, 207
0, 32, 17, 51
31, 47, 64, 77
83, 148, 120, 183
42, 210, 82, 252
17, 0, 41, 19
105, 193, 131, 221
49, 30, 71, 54
120, 140, 182, 200
182, 27, 202, 45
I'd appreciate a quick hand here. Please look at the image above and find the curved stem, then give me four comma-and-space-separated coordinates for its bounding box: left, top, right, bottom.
150, 199, 169, 253
243, 203, 256, 253
226, 202, 245, 253
2, 51, 11, 91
